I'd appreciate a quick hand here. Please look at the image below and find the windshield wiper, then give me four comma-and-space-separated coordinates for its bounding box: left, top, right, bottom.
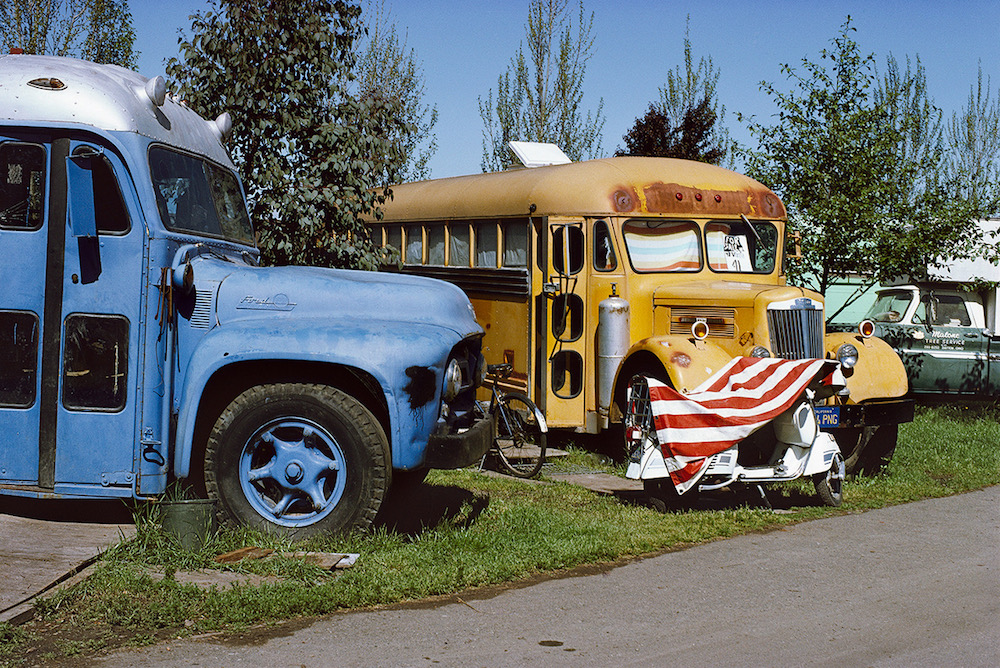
740, 214, 762, 244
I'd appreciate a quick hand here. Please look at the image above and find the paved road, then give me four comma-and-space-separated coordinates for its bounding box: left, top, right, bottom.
94, 486, 1000, 667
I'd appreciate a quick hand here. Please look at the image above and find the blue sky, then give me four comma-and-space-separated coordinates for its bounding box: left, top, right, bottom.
131, 0, 1000, 179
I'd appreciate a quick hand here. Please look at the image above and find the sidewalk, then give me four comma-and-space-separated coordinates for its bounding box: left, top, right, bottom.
0, 497, 135, 624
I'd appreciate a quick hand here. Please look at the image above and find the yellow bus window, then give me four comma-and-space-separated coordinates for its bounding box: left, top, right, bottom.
552, 224, 584, 275
385, 225, 402, 255
622, 220, 700, 272
593, 219, 617, 271
405, 227, 422, 264
502, 220, 528, 267
475, 221, 498, 267
705, 219, 778, 273
428, 225, 445, 265
449, 223, 470, 267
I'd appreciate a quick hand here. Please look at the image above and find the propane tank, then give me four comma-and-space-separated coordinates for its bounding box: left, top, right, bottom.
597, 284, 630, 428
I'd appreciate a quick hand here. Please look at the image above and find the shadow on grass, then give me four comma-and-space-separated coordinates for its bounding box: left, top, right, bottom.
374, 483, 490, 536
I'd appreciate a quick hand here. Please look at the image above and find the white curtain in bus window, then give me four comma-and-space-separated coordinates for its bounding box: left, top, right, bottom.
448, 223, 470, 266
502, 220, 528, 267
622, 220, 700, 272
405, 226, 423, 264
427, 224, 445, 265
475, 221, 498, 267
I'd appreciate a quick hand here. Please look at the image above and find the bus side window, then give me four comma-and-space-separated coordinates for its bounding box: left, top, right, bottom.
448, 222, 470, 267
0, 142, 45, 230
405, 225, 423, 264
427, 224, 445, 265
386, 225, 402, 257
475, 221, 498, 267
552, 224, 584, 275
502, 220, 528, 267
593, 219, 617, 271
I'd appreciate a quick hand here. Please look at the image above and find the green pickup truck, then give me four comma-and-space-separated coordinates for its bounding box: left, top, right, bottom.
865, 282, 1000, 397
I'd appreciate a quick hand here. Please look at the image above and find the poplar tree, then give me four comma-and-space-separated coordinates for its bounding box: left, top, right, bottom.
167, 0, 409, 270
0, 0, 137, 68
478, 0, 605, 171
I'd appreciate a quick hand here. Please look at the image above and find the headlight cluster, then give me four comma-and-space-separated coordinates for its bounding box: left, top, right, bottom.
442, 358, 464, 402
836, 343, 859, 369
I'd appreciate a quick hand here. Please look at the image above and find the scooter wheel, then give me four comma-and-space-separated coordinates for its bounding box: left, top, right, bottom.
813, 452, 845, 507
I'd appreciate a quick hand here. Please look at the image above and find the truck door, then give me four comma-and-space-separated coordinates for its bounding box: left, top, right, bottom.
908, 291, 988, 395
0, 135, 143, 493
542, 219, 587, 428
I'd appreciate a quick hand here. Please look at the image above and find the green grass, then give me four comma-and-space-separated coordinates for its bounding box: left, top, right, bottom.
3, 404, 998, 666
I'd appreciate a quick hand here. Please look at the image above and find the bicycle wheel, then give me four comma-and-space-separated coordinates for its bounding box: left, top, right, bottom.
492, 392, 546, 478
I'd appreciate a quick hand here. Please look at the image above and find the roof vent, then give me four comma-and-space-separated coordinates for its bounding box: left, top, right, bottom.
27, 77, 66, 91
508, 141, 571, 168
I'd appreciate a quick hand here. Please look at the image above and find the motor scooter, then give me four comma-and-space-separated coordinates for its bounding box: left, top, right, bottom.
624, 359, 847, 510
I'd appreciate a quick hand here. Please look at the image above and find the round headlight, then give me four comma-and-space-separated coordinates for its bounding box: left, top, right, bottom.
749, 345, 771, 358
837, 343, 859, 369
443, 358, 463, 402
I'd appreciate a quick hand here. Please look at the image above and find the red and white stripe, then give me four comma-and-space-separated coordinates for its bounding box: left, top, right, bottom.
647, 357, 838, 493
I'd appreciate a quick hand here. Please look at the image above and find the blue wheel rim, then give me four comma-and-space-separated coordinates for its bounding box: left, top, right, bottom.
238, 417, 347, 528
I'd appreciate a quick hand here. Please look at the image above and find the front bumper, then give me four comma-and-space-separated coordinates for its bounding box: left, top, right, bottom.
423, 414, 495, 469
815, 398, 915, 430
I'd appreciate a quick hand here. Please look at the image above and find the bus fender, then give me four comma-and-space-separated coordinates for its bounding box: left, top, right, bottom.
613, 335, 735, 403
825, 332, 908, 402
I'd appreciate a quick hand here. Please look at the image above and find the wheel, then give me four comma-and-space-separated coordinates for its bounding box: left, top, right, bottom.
205, 383, 389, 538
856, 424, 898, 476
813, 451, 845, 507
838, 424, 898, 476
492, 392, 546, 478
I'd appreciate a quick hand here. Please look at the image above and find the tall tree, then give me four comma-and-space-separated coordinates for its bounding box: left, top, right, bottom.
616, 96, 725, 164
478, 0, 605, 171
167, 0, 409, 270
945, 63, 1000, 209
354, 0, 437, 183
0, 0, 137, 68
657, 17, 730, 165
744, 17, 992, 300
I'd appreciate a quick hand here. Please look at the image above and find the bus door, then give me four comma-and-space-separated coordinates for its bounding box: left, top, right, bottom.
0, 135, 142, 494
541, 219, 587, 428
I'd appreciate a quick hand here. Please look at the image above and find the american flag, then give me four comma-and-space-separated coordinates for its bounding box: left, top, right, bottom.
642, 357, 839, 493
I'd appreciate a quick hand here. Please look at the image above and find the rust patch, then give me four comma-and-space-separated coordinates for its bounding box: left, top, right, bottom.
610, 187, 638, 212
639, 182, 786, 218
671, 352, 692, 368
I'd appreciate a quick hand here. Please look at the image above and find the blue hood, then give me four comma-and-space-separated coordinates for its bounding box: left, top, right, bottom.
192, 256, 482, 339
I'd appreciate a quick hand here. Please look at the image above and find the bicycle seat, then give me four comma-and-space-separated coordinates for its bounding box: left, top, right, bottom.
486, 363, 512, 378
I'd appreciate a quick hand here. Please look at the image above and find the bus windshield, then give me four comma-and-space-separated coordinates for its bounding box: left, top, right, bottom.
622, 220, 701, 272
150, 146, 254, 244
705, 219, 778, 273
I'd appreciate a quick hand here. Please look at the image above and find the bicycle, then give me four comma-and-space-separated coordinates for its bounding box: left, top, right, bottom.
477, 363, 547, 478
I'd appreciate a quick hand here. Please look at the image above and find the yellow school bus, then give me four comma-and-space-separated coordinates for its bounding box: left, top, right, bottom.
371, 156, 912, 470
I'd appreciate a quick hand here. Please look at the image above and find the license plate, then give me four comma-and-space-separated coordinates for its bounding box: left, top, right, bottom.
814, 406, 840, 427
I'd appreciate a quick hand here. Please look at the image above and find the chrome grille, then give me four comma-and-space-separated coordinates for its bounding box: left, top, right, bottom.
190, 287, 216, 330
767, 305, 823, 359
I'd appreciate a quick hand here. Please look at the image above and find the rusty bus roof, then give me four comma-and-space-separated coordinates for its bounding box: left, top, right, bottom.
0, 54, 234, 168
380, 156, 786, 222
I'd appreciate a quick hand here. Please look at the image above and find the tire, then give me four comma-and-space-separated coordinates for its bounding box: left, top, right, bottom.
839, 424, 898, 476
813, 451, 845, 507
492, 392, 546, 478
205, 383, 389, 538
